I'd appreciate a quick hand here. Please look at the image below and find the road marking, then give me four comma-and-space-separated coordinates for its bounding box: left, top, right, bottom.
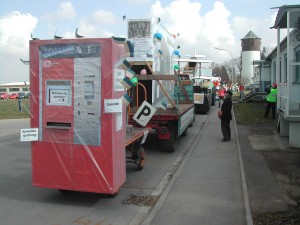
232, 110, 254, 225
0, 139, 19, 148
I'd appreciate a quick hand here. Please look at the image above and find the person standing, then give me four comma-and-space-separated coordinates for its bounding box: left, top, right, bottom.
239, 84, 244, 102
264, 83, 277, 119
218, 86, 225, 108
220, 90, 233, 142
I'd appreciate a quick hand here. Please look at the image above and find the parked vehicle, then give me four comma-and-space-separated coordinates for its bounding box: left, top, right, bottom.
175, 57, 214, 114
0, 92, 10, 100
9, 93, 18, 100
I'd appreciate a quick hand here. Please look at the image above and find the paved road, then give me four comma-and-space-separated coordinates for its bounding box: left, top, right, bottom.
0, 114, 208, 225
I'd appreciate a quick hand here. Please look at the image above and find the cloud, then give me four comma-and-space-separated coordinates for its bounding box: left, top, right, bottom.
119, 0, 152, 4
149, 0, 279, 63
149, 0, 237, 62
0, 11, 37, 83
151, 0, 202, 45
0, 0, 282, 84
202, 2, 234, 46
92, 9, 119, 24
232, 12, 278, 54
0, 11, 37, 54
44, 1, 76, 21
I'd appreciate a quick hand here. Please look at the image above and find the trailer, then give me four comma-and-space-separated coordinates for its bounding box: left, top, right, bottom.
123, 18, 195, 152
175, 57, 214, 114
25, 37, 151, 195
126, 66, 195, 152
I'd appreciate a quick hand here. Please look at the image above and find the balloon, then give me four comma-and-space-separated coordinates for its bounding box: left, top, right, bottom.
153, 32, 162, 41
140, 69, 147, 75
173, 64, 179, 70
173, 50, 180, 56
130, 77, 138, 86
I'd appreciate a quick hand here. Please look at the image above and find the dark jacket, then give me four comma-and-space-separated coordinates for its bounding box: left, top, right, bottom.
221, 97, 232, 121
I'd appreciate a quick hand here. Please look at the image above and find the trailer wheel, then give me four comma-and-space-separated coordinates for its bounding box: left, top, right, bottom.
161, 126, 177, 152
137, 147, 145, 170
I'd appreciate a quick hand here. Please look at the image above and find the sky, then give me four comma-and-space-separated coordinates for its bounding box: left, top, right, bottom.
0, 0, 299, 84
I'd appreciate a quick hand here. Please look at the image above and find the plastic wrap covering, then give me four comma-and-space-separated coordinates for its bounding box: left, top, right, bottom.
29, 38, 126, 194
127, 18, 175, 108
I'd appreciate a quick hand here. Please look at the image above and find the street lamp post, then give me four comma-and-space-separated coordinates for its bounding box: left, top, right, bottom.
214, 47, 235, 84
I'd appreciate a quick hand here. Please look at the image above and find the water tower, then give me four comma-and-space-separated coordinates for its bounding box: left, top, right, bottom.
241, 30, 261, 85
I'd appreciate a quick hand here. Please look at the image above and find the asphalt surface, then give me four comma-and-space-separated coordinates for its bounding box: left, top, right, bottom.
0, 107, 293, 225
141, 106, 250, 225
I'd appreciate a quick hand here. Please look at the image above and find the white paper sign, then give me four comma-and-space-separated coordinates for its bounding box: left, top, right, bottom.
194, 93, 204, 104
114, 69, 125, 91
141, 130, 149, 144
116, 112, 123, 131
20, 128, 39, 141
104, 99, 122, 113
133, 101, 157, 127
49, 89, 70, 105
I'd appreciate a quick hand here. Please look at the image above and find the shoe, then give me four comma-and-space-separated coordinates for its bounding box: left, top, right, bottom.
221, 139, 230, 142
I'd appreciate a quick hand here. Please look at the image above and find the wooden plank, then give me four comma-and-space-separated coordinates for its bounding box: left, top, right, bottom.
178, 83, 193, 104
129, 104, 193, 117
145, 60, 177, 109
136, 75, 177, 81
125, 127, 150, 147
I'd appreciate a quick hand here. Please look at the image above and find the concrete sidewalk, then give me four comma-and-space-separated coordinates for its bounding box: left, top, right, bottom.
143, 106, 251, 225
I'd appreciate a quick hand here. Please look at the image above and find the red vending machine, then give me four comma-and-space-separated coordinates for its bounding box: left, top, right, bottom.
30, 38, 126, 194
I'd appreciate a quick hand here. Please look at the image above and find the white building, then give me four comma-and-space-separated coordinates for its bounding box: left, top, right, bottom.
269, 5, 300, 148
241, 31, 261, 85
0, 82, 30, 94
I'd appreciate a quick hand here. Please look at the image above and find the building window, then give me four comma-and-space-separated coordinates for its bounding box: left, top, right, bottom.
280, 60, 282, 82
273, 61, 276, 82
284, 54, 287, 82
9, 88, 20, 92
295, 49, 300, 82
0, 88, 6, 92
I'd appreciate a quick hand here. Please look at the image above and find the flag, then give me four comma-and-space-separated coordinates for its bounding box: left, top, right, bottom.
124, 40, 134, 57
115, 59, 131, 70
121, 94, 132, 106
156, 102, 167, 110
120, 77, 134, 90
125, 68, 135, 79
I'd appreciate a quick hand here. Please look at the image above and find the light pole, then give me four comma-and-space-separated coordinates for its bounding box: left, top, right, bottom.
214, 47, 235, 84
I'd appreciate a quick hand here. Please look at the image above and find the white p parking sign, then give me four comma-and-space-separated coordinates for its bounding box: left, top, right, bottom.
133, 101, 157, 127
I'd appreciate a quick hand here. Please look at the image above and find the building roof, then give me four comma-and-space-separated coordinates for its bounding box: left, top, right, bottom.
0, 82, 30, 86
271, 5, 300, 29
241, 30, 261, 40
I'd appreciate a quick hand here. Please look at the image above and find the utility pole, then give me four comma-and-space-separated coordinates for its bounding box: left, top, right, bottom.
214, 47, 235, 84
